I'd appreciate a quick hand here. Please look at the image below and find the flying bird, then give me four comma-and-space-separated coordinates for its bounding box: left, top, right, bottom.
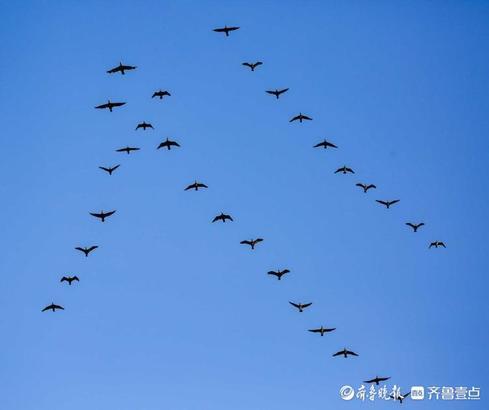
152, 90, 171, 99
75, 245, 98, 257
212, 213, 233, 223
335, 166, 355, 174
429, 241, 446, 248
314, 139, 338, 149
265, 88, 289, 99
289, 301, 312, 312
364, 376, 390, 385
42, 303, 64, 312
89, 210, 116, 222
333, 348, 358, 358
106, 62, 136, 75
157, 138, 180, 150
99, 165, 120, 175
240, 238, 263, 250
390, 392, 410, 404
267, 269, 290, 280
116, 146, 140, 154
60, 276, 79, 286
289, 113, 312, 123
406, 222, 425, 232
135, 121, 153, 130
242, 61, 263, 71
356, 183, 376, 193
95, 100, 126, 112
213, 26, 240, 36
376, 199, 400, 209
185, 181, 208, 191
308, 326, 336, 336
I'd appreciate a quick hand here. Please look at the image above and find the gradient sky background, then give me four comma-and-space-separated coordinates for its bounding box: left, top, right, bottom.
1, 1, 488, 409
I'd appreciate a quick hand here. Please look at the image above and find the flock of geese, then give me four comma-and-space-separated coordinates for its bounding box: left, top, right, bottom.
41, 25, 446, 403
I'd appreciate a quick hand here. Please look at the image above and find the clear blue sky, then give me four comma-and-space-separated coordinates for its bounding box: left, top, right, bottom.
1, 1, 488, 409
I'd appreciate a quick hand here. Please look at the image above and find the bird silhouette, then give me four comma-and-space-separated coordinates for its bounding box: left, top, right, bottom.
314, 139, 338, 149
89, 210, 116, 222
240, 238, 263, 249
157, 138, 180, 150
356, 183, 376, 192
429, 241, 446, 248
376, 199, 400, 209
364, 376, 390, 385
135, 121, 153, 130
268, 269, 290, 280
116, 146, 140, 154
335, 166, 355, 174
60, 276, 79, 286
95, 100, 126, 112
213, 26, 240, 36
266, 88, 289, 99
390, 392, 410, 404
185, 181, 208, 191
242, 61, 263, 71
75, 245, 98, 257
106, 62, 136, 75
308, 326, 336, 336
289, 113, 312, 123
289, 301, 312, 312
406, 222, 425, 232
333, 348, 358, 358
152, 90, 171, 99
99, 165, 120, 175
212, 213, 233, 223
42, 303, 64, 312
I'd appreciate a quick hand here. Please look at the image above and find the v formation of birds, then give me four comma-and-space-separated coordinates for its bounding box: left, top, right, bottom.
43, 25, 445, 398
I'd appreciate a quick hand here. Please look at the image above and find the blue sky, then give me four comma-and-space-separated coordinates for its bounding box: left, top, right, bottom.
1, 1, 488, 409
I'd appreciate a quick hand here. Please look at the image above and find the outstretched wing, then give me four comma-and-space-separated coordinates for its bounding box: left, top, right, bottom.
277, 88, 289, 95
346, 350, 358, 356
332, 351, 343, 357
242, 62, 253, 68
104, 210, 116, 218
241, 240, 252, 246
95, 103, 109, 109
376, 200, 388, 206
301, 302, 312, 309
87, 245, 98, 252
289, 115, 300, 122
308, 329, 321, 333
289, 301, 300, 309
60, 277, 68, 282
389, 199, 400, 206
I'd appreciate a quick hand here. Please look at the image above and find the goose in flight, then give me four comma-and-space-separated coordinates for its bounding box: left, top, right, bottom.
152, 90, 171, 99
157, 138, 180, 150
135, 121, 153, 130
95, 100, 126, 112
213, 26, 240, 36
376, 199, 400, 209
364, 376, 390, 385
106, 62, 136, 75
240, 238, 263, 249
356, 183, 376, 193
390, 392, 410, 404
308, 326, 336, 336
406, 222, 425, 232
212, 213, 233, 223
314, 139, 338, 149
116, 146, 140, 154
185, 181, 208, 191
268, 269, 290, 280
242, 61, 263, 71
266, 88, 289, 99
429, 241, 446, 248
42, 303, 64, 312
99, 165, 120, 175
89, 210, 116, 222
333, 348, 358, 358
335, 166, 354, 174
289, 301, 312, 312
289, 113, 312, 123
75, 245, 98, 257
60, 276, 79, 286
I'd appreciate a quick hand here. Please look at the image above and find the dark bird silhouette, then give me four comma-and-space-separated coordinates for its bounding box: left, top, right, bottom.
135, 121, 153, 130
75, 245, 98, 257
212, 213, 233, 223
185, 181, 208, 191
99, 165, 120, 175
376, 199, 400, 209
157, 138, 180, 150
335, 166, 355, 174
152, 90, 171, 99
240, 238, 263, 250
266, 88, 289, 99
106, 62, 136, 75
333, 348, 359, 358
60, 276, 79, 286
213, 25, 240, 36
89, 210, 116, 222
308, 326, 336, 336
289, 301, 312, 312
242, 61, 263, 71
390, 392, 410, 404
289, 113, 312, 123
42, 303, 64, 312
356, 183, 376, 193
267, 269, 290, 280
364, 376, 390, 385
314, 139, 338, 149
406, 222, 425, 232
95, 100, 126, 112
116, 146, 140, 154
429, 241, 446, 248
